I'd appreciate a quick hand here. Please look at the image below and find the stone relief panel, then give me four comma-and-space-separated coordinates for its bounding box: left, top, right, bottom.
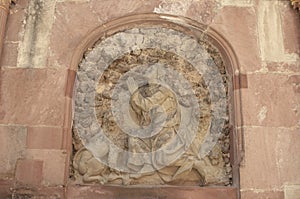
72, 26, 232, 186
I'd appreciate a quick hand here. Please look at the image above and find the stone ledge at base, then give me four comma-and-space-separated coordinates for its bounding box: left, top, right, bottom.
0, 182, 238, 199
66, 185, 238, 199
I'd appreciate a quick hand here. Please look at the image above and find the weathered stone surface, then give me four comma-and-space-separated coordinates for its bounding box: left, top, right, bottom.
241, 74, 300, 127
48, 1, 99, 68
17, 0, 56, 68
219, 0, 253, 7
257, 0, 299, 63
284, 185, 300, 199
240, 127, 300, 190
0, 125, 26, 178
266, 62, 300, 73
0, 69, 66, 126
25, 149, 67, 186
211, 7, 261, 73
66, 186, 237, 199
154, 0, 218, 25
0, 180, 13, 199
73, 27, 231, 186
277, 130, 300, 185
4, 0, 28, 42
15, 159, 43, 186
13, 186, 64, 199
280, 0, 300, 55
0, 42, 18, 67
27, 126, 63, 149
90, 0, 161, 23
241, 190, 284, 199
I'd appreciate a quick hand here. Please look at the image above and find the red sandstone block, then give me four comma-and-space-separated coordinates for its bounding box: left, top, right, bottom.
241, 190, 284, 199
65, 69, 76, 98
0, 68, 66, 126
186, 0, 218, 25
240, 127, 281, 190
279, 1, 300, 55
277, 131, 300, 185
48, 2, 99, 68
0, 180, 13, 199
0, 125, 27, 176
88, 0, 161, 23
267, 62, 300, 73
4, 0, 28, 42
211, 7, 261, 73
12, 186, 65, 198
27, 126, 63, 149
66, 186, 237, 199
0, 42, 18, 67
288, 75, 300, 94
240, 127, 300, 190
48, 0, 161, 68
15, 159, 43, 186
25, 149, 67, 186
241, 74, 299, 127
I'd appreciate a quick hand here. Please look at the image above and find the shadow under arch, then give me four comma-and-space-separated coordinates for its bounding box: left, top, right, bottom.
64, 13, 244, 199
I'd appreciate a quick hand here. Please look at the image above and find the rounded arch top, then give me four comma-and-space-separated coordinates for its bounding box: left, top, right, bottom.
68, 13, 244, 188
69, 13, 240, 77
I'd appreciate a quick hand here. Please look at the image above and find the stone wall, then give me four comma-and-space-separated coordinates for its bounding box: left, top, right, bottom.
0, 0, 299, 198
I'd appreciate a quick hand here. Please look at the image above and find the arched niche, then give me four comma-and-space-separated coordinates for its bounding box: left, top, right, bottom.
65, 13, 244, 198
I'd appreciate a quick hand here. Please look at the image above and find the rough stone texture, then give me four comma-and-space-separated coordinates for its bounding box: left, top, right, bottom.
66, 186, 237, 199
48, 0, 161, 68
0, 180, 13, 199
241, 74, 300, 127
284, 185, 300, 199
73, 27, 230, 186
4, 0, 28, 42
0, 68, 66, 126
25, 149, 67, 186
0, 42, 18, 67
211, 6, 261, 73
219, 0, 253, 7
12, 187, 65, 199
280, 1, 300, 56
257, 0, 299, 63
240, 127, 300, 190
90, 0, 161, 23
0, 125, 27, 178
17, 0, 56, 68
27, 126, 63, 149
241, 190, 284, 199
0, 0, 299, 198
266, 62, 300, 74
15, 159, 43, 186
154, 0, 219, 25
48, 1, 99, 68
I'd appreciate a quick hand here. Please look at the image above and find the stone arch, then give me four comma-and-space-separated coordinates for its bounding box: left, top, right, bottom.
63, 13, 244, 191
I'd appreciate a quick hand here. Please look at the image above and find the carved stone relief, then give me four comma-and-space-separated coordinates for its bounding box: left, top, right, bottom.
291, 0, 300, 10
72, 27, 232, 186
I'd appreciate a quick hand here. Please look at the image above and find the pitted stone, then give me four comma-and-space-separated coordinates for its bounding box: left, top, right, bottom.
73, 26, 231, 186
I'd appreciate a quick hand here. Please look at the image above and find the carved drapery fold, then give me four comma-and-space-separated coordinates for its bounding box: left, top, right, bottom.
291, 0, 300, 11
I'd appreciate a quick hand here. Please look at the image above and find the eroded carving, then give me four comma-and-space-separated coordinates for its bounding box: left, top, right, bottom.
72, 28, 232, 186
291, 0, 300, 10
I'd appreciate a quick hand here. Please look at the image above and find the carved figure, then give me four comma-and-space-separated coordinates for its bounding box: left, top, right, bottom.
125, 77, 227, 185
127, 78, 182, 173
73, 141, 109, 184
170, 146, 229, 185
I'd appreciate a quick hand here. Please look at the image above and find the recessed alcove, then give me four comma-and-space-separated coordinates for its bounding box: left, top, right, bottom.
69, 14, 243, 199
